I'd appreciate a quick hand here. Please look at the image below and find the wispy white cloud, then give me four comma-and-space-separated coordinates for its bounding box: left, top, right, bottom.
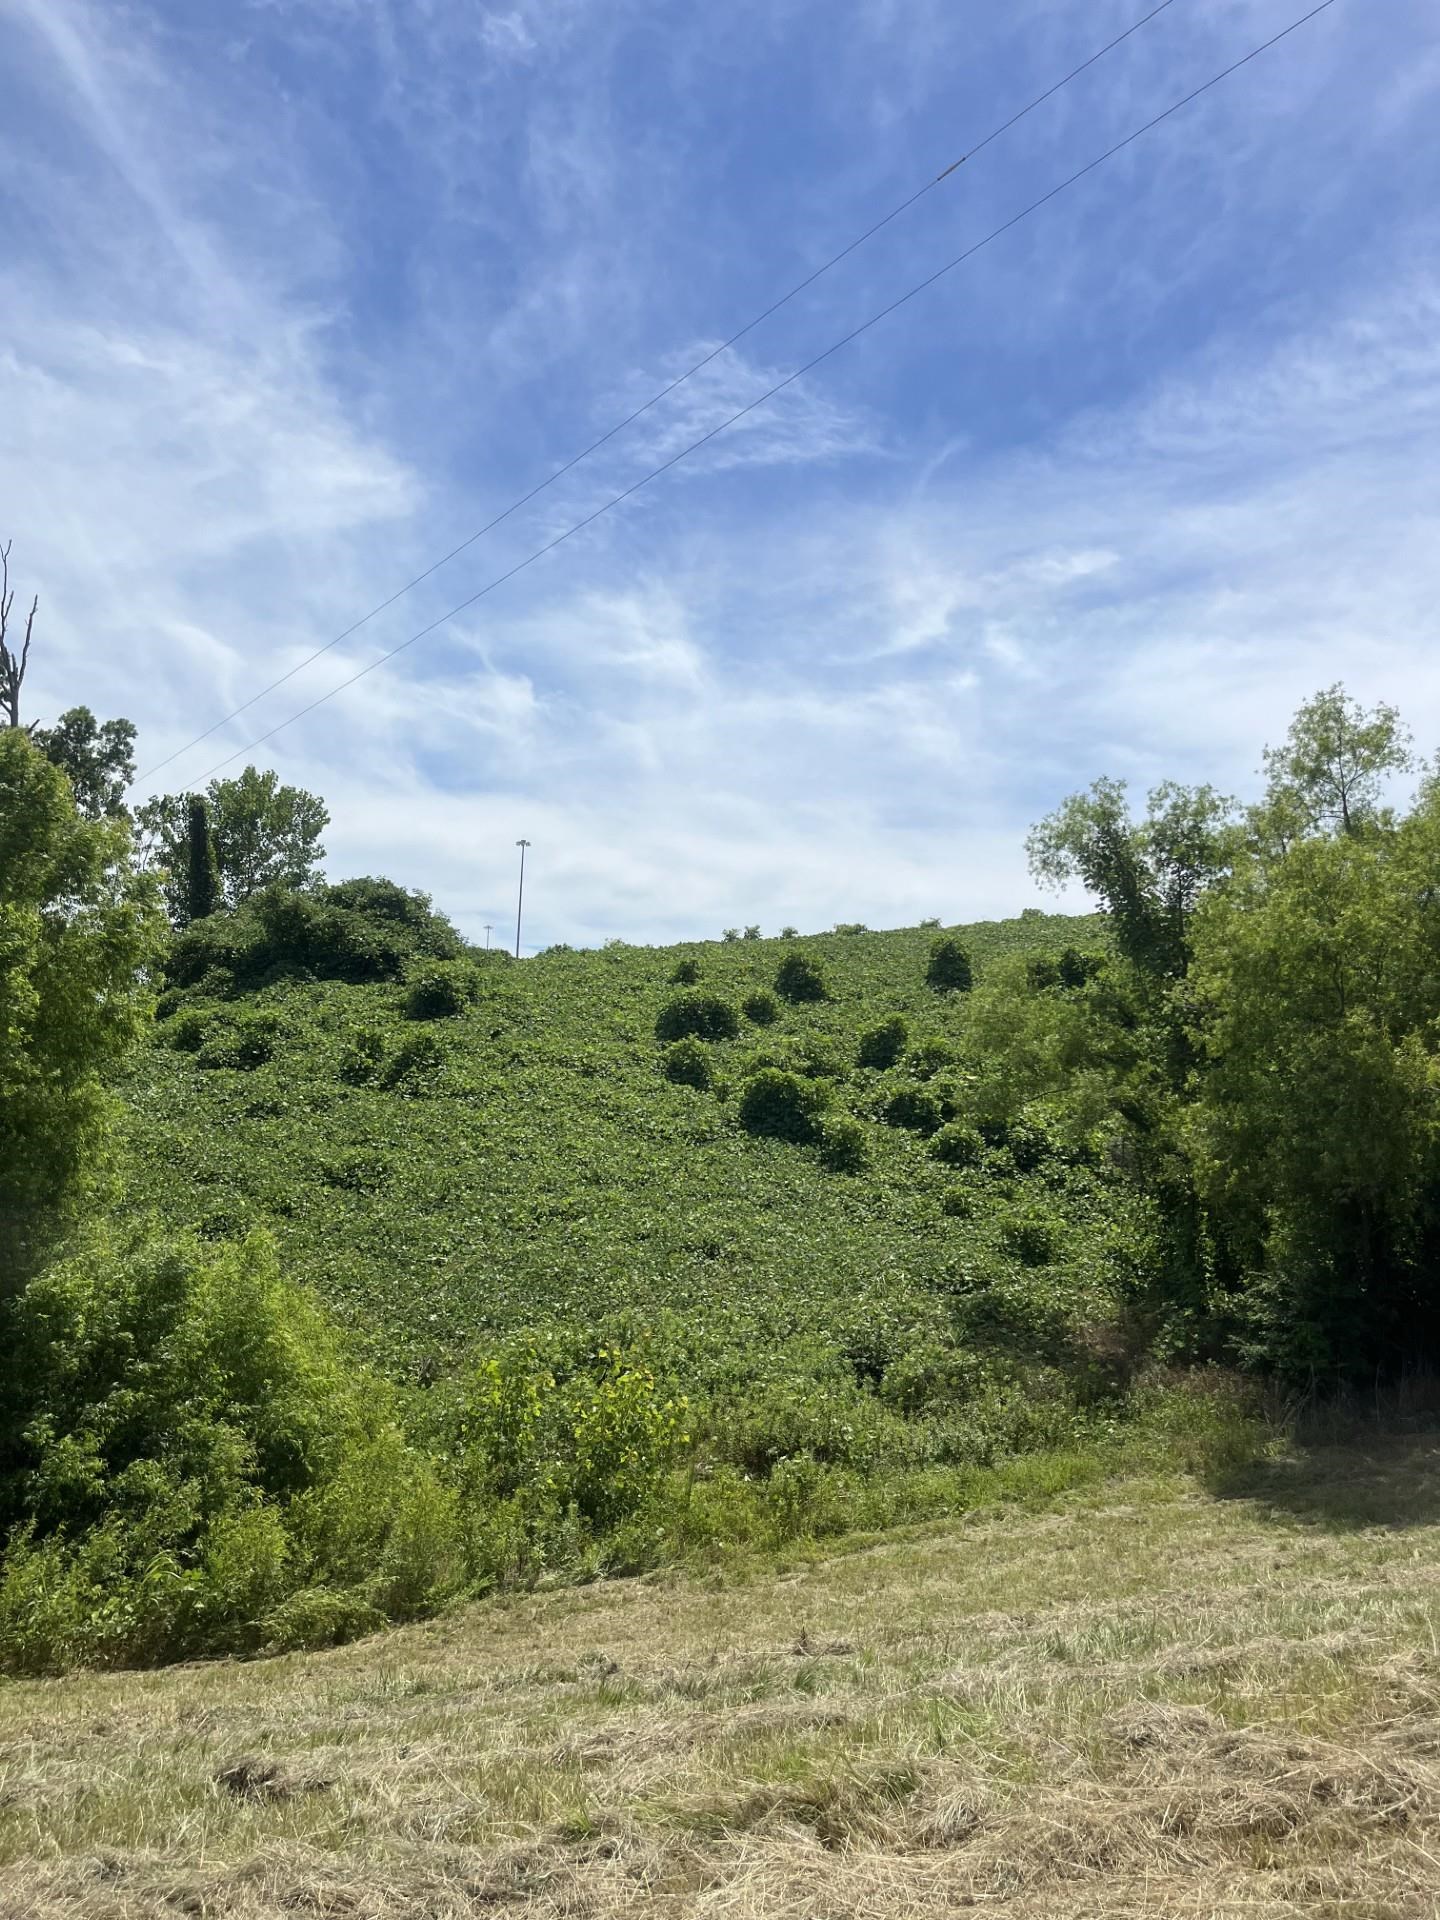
1, 0, 1438, 948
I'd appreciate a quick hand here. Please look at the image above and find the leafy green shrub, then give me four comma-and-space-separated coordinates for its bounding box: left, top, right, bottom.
930, 1122, 983, 1168
0, 1229, 457, 1673
166, 879, 464, 994
712, 1364, 903, 1476
1028, 949, 1105, 993
738, 1068, 829, 1143
834, 922, 867, 936
403, 959, 477, 1020
926, 938, 973, 993
745, 1031, 845, 1080
907, 1036, 956, 1080
669, 957, 702, 985
742, 990, 780, 1026
818, 1114, 868, 1173
998, 1208, 1059, 1267
775, 952, 830, 1004
655, 991, 740, 1043
559, 1356, 689, 1527
779, 925, 799, 939
663, 1038, 712, 1090
879, 1337, 987, 1416
337, 1027, 386, 1085
743, 925, 761, 940
166, 1008, 214, 1053
1059, 947, 1104, 989
857, 1016, 908, 1069
455, 1345, 687, 1532
196, 1011, 281, 1071
940, 1185, 976, 1219
1005, 1120, 1053, 1172
881, 1086, 942, 1136
382, 1031, 445, 1092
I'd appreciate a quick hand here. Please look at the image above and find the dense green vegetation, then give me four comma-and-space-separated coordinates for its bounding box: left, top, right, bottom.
121, 913, 1128, 1376
2, 683, 1437, 1677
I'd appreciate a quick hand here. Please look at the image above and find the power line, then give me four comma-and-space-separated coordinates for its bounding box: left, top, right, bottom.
133, 0, 1181, 789
182, 0, 1336, 789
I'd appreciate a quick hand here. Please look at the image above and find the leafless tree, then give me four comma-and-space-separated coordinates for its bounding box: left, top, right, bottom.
0, 540, 39, 729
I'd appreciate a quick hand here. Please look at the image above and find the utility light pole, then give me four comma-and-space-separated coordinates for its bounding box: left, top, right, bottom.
514, 839, 531, 959
483, 923, 492, 951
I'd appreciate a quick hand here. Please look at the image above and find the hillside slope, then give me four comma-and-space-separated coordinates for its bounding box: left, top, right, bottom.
4, 1438, 1437, 1918
121, 914, 1109, 1376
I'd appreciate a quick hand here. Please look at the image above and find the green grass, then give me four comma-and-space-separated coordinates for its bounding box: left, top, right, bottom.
121, 913, 1108, 1377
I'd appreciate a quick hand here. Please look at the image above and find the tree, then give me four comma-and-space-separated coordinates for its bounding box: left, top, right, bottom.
1257, 684, 1414, 843
30, 707, 137, 819
211, 766, 328, 904
1186, 783, 1440, 1379
1027, 777, 1234, 981
0, 540, 38, 729
0, 731, 162, 1284
185, 794, 221, 923
138, 766, 329, 922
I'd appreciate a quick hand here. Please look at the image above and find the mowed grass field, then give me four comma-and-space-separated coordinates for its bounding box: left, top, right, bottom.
4, 1436, 1439, 1919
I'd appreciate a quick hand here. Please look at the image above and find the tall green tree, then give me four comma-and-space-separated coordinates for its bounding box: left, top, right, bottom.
0, 731, 162, 1285
1026, 777, 1235, 981
184, 794, 221, 923
1257, 684, 1413, 844
30, 707, 137, 819
1186, 780, 1440, 1378
137, 767, 329, 923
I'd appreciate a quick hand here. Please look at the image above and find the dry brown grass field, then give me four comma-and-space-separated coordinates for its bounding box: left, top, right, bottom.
3, 1437, 1439, 1919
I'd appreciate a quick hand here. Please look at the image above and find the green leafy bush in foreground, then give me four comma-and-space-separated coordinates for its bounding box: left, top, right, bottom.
0, 1230, 457, 1673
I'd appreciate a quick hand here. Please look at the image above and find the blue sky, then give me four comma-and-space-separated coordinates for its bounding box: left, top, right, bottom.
3, 0, 1438, 946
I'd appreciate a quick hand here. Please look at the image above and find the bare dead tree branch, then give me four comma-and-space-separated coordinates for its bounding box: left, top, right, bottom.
0, 539, 38, 728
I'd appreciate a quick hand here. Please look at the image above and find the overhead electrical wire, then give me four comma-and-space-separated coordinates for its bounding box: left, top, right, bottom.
174, 0, 1337, 789
134, 0, 1181, 788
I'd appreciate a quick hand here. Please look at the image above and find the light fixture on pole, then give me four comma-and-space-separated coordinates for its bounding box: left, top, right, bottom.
514, 840, 531, 959
483, 923, 492, 950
